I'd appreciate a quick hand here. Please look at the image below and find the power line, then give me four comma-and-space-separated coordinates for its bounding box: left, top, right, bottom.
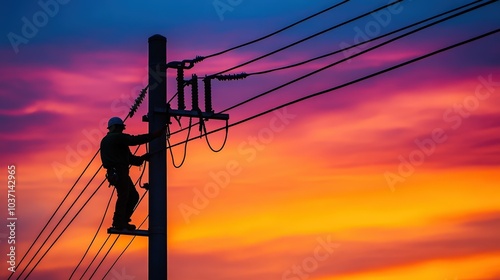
14, 140, 143, 279
20, 139, 148, 278
8, 149, 100, 280
101, 215, 149, 279
11, 84, 149, 279
201, 0, 350, 59
69, 24, 498, 278
220, 0, 495, 114
167, 29, 499, 150
167, 117, 193, 168
73, 152, 148, 279
12, 3, 495, 278
208, 0, 404, 77
80, 165, 149, 279
69, 187, 115, 279
14, 168, 104, 280
79, 234, 112, 279
246, 0, 486, 76
88, 235, 120, 280
167, 0, 493, 140
86, 190, 149, 279
23, 178, 108, 279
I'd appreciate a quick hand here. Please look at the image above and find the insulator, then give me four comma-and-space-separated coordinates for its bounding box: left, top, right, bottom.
177, 68, 185, 110
204, 77, 212, 113
191, 74, 199, 110
215, 73, 248, 81
129, 85, 148, 118
193, 56, 205, 64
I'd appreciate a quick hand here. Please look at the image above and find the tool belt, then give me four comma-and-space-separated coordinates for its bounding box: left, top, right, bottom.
106, 167, 120, 186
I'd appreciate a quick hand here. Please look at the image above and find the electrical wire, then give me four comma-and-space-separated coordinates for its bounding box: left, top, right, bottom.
202, 119, 229, 152
8, 149, 101, 280
69, 187, 115, 279
23, 178, 108, 279
14, 167, 104, 280
84, 24, 498, 280
88, 235, 120, 280
166, 0, 494, 140
209, 0, 404, 77
101, 215, 149, 279
76, 146, 148, 280
201, 0, 350, 59
167, 117, 193, 168
220, 0, 496, 114
167, 29, 499, 150
87, 190, 149, 279
79, 234, 112, 279
246, 0, 486, 76
11, 2, 495, 278
11, 83, 148, 279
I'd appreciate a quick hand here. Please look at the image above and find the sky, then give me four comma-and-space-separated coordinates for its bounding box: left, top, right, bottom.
0, 0, 500, 279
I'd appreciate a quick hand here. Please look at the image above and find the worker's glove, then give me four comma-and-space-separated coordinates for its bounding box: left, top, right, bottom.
141, 153, 151, 161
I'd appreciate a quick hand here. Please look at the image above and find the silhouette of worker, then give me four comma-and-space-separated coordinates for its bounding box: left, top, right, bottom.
100, 117, 164, 230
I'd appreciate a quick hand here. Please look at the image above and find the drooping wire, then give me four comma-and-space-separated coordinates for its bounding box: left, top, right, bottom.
201, 119, 229, 153
167, 29, 500, 150
68, 187, 115, 280
167, 117, 193, 168
201, 0, 350, 59
208, 0, 404, 77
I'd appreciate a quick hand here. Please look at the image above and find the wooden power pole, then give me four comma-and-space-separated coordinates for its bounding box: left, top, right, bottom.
107, 34, 230, 279
148, 34, 167, 280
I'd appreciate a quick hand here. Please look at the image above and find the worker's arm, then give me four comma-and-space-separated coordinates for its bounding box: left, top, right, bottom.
123, 126, 166, 146
129, 152, 144, 166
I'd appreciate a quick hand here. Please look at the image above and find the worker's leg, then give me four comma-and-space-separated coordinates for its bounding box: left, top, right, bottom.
112, 171, 130, 228
125, 176, 139, 222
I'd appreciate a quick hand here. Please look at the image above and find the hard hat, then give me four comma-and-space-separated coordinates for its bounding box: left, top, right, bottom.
107, 117, 125, 128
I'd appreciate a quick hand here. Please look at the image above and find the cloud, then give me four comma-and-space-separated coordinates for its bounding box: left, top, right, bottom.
168, 211, 500, 279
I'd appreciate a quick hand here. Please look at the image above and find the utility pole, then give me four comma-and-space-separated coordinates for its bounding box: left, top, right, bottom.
108, 34, 230, 279
148, 34, 167, 280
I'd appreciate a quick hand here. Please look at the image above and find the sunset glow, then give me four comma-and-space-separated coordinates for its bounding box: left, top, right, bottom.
1, 1, 499, 279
